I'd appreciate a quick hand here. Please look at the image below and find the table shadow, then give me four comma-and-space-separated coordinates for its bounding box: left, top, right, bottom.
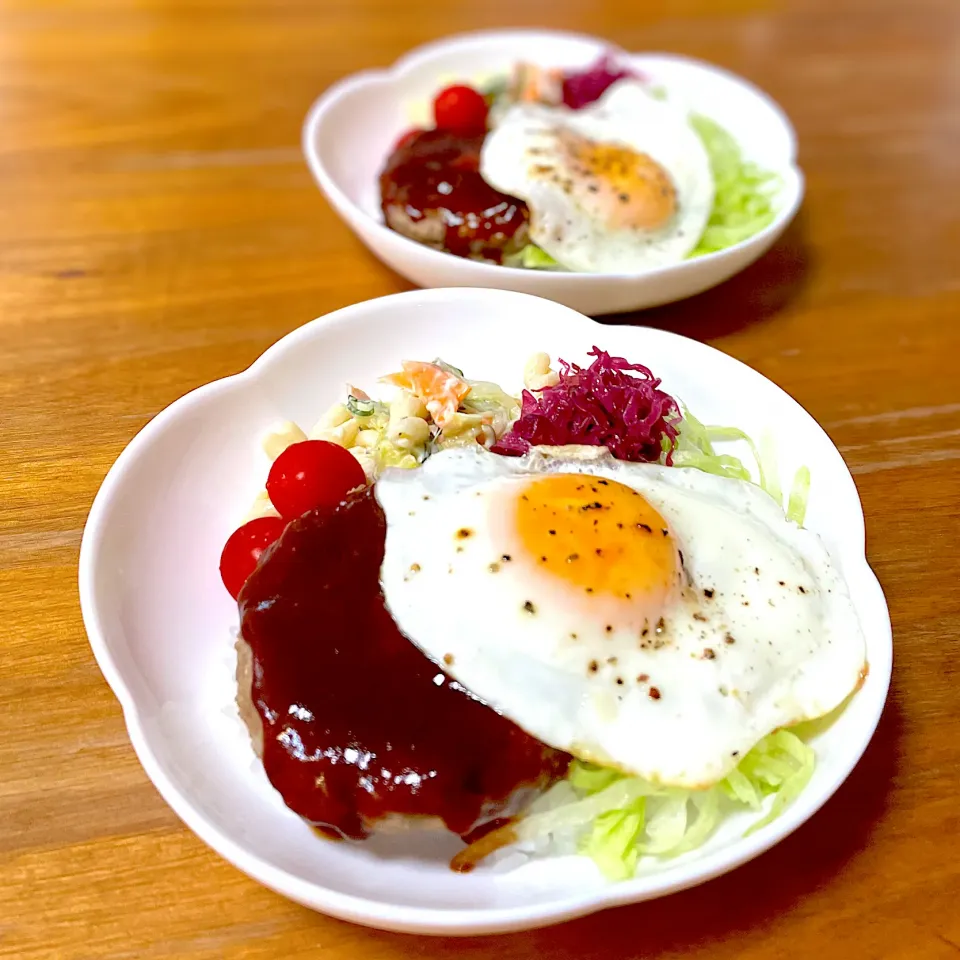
513, 693, 901, 958
596, 214, 811, 342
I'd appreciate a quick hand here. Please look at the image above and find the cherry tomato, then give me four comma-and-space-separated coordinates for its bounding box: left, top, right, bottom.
266, 439, 366, 520
432, 84, 488, 136
220, 516, 286, 599
393, 127, 422, 150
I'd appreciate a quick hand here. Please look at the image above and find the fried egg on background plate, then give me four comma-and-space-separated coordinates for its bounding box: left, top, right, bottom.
480, 80, 714, 273
377, 446, 867, 788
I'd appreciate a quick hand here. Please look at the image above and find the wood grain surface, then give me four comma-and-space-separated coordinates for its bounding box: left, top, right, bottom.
1, 0, 958, 957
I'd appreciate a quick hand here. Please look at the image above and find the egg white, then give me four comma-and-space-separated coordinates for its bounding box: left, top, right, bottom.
480, 80, 715, 273
375, 446, 867, 788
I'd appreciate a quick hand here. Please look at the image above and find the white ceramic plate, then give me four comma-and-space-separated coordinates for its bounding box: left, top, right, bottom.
302, 29, 804, 316
79, 288, 890, 936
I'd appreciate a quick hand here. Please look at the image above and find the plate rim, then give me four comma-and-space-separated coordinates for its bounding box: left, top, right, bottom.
300, 26, 805, 286
78, 287, 892, 936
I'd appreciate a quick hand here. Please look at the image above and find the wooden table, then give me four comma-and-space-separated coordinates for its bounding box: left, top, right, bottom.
2, 0, 958, 957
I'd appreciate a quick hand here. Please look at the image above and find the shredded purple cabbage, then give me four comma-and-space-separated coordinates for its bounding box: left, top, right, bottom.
492, 347, 681, 464
561, 54, 643, 109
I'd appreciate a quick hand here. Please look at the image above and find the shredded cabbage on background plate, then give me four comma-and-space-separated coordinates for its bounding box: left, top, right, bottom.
688, 113, 779, 257
503, 243, 560, 270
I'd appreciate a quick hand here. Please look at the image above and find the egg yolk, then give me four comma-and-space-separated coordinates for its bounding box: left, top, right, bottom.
512, 473, 681, 612
551, 129, 678, 233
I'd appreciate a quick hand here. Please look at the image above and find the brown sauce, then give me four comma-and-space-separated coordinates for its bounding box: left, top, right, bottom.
239, 487, 569, 841
379, 128, 529, 262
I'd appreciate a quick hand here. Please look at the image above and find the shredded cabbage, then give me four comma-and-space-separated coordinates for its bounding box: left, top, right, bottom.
787, 466, 811, 526
504, 244, 560, 271
582, 797, 647, 880
672, 405, 811, 523
480, 730, 814, 880
688, 113, 779, 256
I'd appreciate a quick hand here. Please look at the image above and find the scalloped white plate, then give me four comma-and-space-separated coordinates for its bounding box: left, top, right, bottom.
79, 288, 890, 935
302, 29, 804, 315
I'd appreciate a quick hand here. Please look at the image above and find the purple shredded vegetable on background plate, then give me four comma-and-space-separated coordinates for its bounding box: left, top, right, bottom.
492, 347, 682, 464
561, 54, 644, 109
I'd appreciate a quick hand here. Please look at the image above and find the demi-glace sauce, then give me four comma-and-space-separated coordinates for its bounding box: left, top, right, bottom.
239, 487, 568, 841
379, 128, 529, 262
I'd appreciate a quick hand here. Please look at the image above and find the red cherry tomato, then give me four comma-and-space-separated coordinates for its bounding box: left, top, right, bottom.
266, 439, 366, 520
220, 516, 286, 599
433, 84, 488, 136
394, 127, 422, 150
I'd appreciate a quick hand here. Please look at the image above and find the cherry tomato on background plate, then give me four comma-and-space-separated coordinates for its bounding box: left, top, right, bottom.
266, 439, 367, 521
220, 516, 286, 599
432, 84, 489, 137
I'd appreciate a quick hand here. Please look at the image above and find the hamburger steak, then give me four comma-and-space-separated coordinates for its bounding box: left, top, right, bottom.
379, 129, 530, 263
236, 486, 569, 843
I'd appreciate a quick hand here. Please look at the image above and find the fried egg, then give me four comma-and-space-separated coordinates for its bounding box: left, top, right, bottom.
480, 80, 715, 273
376, 446, 867, 788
